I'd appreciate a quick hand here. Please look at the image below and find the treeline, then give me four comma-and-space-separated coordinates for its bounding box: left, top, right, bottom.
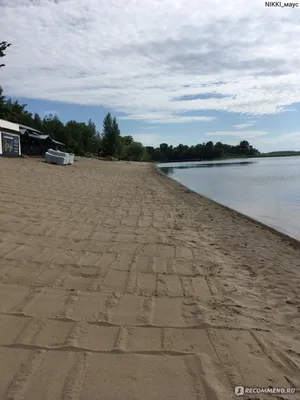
145, 141, 260, 162
0, 41, 260, 161
0, 87, 261, 161
0, 88, 147, 159
0, 42, 147, 159
262, 151, 300, 157
0, 87, 99, 156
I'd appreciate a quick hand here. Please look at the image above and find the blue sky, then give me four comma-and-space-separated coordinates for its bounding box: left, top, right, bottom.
2, 0, 300, 152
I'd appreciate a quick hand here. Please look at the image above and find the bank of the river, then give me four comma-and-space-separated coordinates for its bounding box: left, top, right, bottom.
158, 156, 300, 242
157, 152, 300, 163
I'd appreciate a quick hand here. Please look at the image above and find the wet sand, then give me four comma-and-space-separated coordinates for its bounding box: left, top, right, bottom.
0, 156, 299, 399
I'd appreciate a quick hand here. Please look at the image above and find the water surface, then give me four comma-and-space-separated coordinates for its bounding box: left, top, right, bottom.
158, 157, 300, 241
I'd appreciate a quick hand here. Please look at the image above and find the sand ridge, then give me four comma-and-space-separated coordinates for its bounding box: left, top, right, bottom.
0, 156, 299, 399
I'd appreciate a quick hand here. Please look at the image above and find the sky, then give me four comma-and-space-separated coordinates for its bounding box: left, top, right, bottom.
1, 0, 300, 152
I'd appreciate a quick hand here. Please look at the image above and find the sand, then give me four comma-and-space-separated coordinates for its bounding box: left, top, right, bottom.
0, 156, 299, 400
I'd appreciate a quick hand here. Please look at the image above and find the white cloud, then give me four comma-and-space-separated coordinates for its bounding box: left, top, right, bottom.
131, 133, 162, 147
205, 130, 268, 138
131, 133, 180, 147
268, 132, 300, 141
1, 0, 300, 124
119, 114, 215, 123
254, 132, 300, 152
233, 123, 255, 129
255, 131, 300, 144
131, 132, 192, 147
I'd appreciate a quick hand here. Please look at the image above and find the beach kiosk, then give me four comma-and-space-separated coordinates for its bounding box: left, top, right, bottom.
0, 119, 21, 157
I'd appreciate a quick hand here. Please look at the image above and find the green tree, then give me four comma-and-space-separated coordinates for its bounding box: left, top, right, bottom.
145, 146, 155, 161
43, 115, 66, 144
159, 143, 169, 160
0, 41, 11, 68
113, 117, 124, 159
64, 120, 84, 154
2, 98, 31, 124
122, 135, 134, 146
93, 132, 102, 156
238, 140, 249, 155
80, 119, 97, 154
101, 113, 113, 156
112, 117, 120, 136
101, 113, 121, 157
0, 87, 9, 119
33, 113, 43, 131
125, 141, 146, 161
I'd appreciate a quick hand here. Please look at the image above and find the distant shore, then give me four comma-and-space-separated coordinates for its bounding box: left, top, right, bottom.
157, 152, 300, 164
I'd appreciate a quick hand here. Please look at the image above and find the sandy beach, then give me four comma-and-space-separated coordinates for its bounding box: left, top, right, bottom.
0, 156, 299, 400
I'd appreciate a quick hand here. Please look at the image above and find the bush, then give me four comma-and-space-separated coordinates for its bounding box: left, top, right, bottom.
125, 142, 146, 161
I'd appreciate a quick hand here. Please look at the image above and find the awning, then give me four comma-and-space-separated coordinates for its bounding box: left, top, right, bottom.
21, 130, 65, 146
52, 139, 65, 146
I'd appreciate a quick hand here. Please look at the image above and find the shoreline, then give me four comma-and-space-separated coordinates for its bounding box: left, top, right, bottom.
0, 156, 300, 399
156, 153, 300, 164
154, 164, 300, 250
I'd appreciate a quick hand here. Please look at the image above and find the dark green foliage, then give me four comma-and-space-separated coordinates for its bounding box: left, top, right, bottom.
0, 89, 103, 156
261, 151, 300, 157
146, 140, 260, 162
122, 135, 134, 146
0, 41, 11, 68
101, 113, 121, 157
125, 141, 146, 161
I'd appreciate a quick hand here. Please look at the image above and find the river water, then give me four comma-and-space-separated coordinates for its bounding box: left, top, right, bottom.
158, 156, 300, 241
